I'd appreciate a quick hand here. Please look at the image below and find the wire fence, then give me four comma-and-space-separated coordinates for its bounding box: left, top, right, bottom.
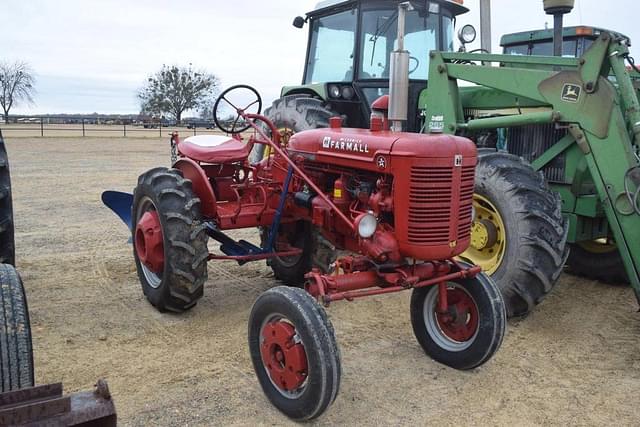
0, 116, 217, 138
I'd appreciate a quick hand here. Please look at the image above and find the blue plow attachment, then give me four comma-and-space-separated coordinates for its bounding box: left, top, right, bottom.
102, 191, 134, 230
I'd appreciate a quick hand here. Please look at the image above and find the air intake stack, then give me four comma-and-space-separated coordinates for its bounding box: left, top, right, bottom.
543, 0, 575, 57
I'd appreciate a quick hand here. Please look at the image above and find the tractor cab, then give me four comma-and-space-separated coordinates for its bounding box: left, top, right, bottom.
287, 0, 469, 131
501, 26, 631, 57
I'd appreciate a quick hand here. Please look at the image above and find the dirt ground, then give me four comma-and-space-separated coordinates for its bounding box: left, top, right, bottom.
5, 135, 640, 426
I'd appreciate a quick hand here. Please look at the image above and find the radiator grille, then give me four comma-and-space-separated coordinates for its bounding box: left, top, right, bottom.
508, 124, 568, 183
408, 165, 475, 245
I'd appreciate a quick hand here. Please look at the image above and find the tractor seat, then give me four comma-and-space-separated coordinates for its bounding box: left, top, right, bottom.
178, 135, 250, 164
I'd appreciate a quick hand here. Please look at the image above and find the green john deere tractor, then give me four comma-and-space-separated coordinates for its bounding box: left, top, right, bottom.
266, 0, 640, 317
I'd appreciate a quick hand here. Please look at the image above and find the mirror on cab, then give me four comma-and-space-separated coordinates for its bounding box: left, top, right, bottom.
293, 16, 305, 28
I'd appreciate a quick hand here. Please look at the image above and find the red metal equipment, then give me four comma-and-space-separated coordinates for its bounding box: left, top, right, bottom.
102, 85, 506, 421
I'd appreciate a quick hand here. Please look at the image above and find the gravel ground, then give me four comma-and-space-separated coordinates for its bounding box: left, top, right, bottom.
6, 135, 640, 426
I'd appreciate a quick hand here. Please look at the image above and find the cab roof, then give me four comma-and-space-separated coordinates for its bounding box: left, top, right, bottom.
309, 0, 469, 17
501, 26, 631, 46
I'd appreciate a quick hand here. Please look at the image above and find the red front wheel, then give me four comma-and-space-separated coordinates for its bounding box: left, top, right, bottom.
248, 287, 341, 421
410, 267, 506, 370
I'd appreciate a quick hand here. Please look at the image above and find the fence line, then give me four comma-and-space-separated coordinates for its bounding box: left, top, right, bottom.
0, 116, 216, 138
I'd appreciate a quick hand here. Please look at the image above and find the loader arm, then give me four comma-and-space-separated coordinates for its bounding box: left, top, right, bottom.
424, 33, 640, 301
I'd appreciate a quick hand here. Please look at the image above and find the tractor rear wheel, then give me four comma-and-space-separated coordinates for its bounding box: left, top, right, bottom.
0, 263, 34, 392
567, 240, 629, 284
0, 133, 15, 266
261, 222, 336, 286
132, 167, 208, 312
459, 151, 569, 317
256, 95, 338, 283
250, 94, 337, 164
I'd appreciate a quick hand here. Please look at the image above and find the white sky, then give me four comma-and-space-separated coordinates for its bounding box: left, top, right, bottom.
2, 0, 638, 115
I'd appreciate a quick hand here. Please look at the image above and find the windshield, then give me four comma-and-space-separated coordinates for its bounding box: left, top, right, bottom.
359, 8, 440, 80
504, 39, 578, 57
305, 8, 357, 84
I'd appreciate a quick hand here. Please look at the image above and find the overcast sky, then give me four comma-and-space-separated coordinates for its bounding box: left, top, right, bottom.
2, 0, 639, 115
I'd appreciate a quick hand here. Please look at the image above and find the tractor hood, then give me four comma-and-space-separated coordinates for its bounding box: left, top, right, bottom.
287, 128, 476, 173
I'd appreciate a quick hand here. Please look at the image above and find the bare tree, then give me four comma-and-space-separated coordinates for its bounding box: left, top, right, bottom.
138, 65, 219, 123
0, 61, 36, 123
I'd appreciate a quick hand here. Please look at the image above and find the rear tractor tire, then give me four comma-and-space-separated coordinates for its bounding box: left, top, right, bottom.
132, 167, 209, 312
261, 222, 336, 286
0, 263, 34, 391
459, 151, 569, 317
250, 94, 337, 164
0, 133, 15, 266
567, 240, 629, 284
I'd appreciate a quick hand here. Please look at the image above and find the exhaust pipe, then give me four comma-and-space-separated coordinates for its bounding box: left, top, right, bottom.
544, 0, 575, 57
389, 2, 413, 132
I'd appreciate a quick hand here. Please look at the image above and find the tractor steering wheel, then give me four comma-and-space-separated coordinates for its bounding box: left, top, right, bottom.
409, 56, 420, 75
213, 85, 263, 134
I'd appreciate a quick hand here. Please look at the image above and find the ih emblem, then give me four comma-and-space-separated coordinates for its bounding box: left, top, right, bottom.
561, 84, 581, 103
454, 155, 463, 167
376, 155, 387, 170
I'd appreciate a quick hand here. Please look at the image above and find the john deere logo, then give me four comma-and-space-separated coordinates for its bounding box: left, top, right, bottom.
561, 84, 581, 103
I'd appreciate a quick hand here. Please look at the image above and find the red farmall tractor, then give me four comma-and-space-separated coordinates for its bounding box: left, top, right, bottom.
103, 85, 506, 420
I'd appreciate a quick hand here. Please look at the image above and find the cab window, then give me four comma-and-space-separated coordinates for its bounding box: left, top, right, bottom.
305, 8, 358, 84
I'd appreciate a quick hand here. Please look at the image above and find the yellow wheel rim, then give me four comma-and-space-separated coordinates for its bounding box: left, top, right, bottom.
577, 239, 618, 254
263, 127, 293, 160
459, 194, 507, 275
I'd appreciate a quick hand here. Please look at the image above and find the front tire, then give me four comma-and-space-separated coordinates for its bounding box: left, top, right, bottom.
132, 168, 208, 312
0, 264, 34, 391
410, 269, 506, 370
248, 287, 340, 421
460, 151, 569, 317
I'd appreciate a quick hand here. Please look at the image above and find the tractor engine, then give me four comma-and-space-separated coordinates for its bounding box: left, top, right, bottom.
282, 120, 477, 264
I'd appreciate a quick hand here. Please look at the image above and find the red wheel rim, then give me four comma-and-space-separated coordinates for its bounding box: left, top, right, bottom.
436, 287, 479, 342
260, 320, 308, 393
135, 211, 164, 274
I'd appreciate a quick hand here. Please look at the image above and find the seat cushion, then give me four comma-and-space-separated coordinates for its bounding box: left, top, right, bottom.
178, 135, 250, 164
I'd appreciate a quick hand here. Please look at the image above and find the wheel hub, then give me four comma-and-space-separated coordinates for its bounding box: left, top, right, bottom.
436, 288, 479, 342
135, 211, 164, 274
459, 194, 506, 275
470, 220, 498, 250
260, 321, 307, 392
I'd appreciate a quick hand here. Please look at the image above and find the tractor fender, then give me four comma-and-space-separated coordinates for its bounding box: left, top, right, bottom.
173, 158, 217, 218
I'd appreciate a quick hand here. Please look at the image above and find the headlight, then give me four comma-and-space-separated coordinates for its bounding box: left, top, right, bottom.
356, 212, 377, 239
458, 25, 477, 45
341, 86, 355, 100
328, 84, 341, 99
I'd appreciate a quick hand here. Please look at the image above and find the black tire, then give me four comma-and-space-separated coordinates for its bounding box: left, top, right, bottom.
248, 286, 340, 421
250, 94, 337, 164
410, 268, 506, 370
567, 242, 629, 284
265, 94, 335, 134
467, 151, 569, 317
0, 263, 34, 391
132, 167, 208, 312
0, 132, 15, 266
261, 222, 335, 286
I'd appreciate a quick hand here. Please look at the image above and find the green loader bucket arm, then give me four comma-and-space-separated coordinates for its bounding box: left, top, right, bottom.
425, 33, 640, 303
